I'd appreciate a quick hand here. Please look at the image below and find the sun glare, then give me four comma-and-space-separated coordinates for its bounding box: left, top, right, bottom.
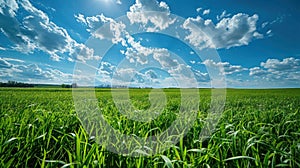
98, 0, 112, 4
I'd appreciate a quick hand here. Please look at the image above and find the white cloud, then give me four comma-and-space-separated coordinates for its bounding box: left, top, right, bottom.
97, 62, 174, 88
113, 68, 137, 82
70, 43, 101, 62
124, 47, 149, 65
126, 0, 175, 32
217, 10, 231, 20
182, 16, 213, 50
266, 30, 273, 37
116, 0, 122, 5
0, 58, 74, 83
76, 13, 127, 46
0, 57, 13, 68
76, 13, 175, 65
250, 57, 300, 83
74, 13, 87, 25
85, 14, 116, 32
74, 9, 211, 87
124, 35, 172, 65
73, 1, 272, 87
262, 22, 268, 28
183, 13, 262, 49
253, 32, 264, 39
145, 69, 158, 79
16, 64, 53, 80
1, 57, 24, 63
0, 0, 99, 62
196, 7, 202, 13
95, 50, 209, 87
152, 49, 178, 68
167, 63, 191, 77
106, 67, 170, 88
193, 69, 210, 82
202, 59, 247, 75
261, 57, 300, 71
202, 9, 210, 15
249, 67, 268, 76
0, 0, 19, 17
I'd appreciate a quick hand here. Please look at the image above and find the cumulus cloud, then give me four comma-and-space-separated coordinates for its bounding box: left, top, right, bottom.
76, 13, 174, 65
124, 47, 150, 65
250, 57, 300, 82
95, 50, 208, 87
152, 52, 200, 86
16, 64, 53, 80
126, 0, 175, 32
183, 13, 262, 49
74, 13, 87, 25
97, 64, 162, 87
75, 9, 210, 87
70, 43, 101, 62
97, 61, 116, 81
74, 1, 257, 87
113, 68, 137, 82
96, 62, 162, 87
182, 16, 213, 49
261, 57, 300, 71
0, 58, 74, 83
0, 0, 99, 62
75, 13, 127, 46
249, 67, 268, 76
0, 0, 19, 17
202, 59, 247, 75
96, 48, 206, 87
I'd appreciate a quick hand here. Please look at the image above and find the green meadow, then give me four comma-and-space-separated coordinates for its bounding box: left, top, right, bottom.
0, 88, 299, 167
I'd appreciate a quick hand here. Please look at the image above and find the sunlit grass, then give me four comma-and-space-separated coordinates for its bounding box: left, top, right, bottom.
0, 88, 299, 167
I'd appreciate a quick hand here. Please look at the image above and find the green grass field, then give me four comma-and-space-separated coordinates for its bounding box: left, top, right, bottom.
0, 88, 299, 167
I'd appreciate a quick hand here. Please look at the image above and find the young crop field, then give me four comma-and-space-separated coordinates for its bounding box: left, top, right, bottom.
0, 88, 299, 167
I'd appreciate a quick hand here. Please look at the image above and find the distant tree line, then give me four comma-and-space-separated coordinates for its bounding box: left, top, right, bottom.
0, 81, 34, 87
61, 83, 78, 88
95, 84, 152, 89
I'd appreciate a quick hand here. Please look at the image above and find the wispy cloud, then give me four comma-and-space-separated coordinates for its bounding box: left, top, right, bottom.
0, 57, 13, 69
202, 9, 210, 15
217, 10, 231, 20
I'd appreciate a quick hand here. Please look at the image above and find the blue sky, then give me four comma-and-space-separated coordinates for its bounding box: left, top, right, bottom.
0, 0, 299, 88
